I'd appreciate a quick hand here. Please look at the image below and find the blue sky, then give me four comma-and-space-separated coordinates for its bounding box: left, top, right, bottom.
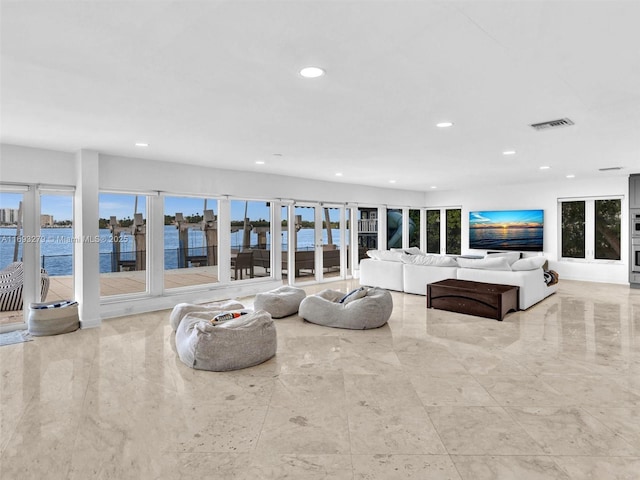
1, 193, 75, 222
1, 192, 327, 223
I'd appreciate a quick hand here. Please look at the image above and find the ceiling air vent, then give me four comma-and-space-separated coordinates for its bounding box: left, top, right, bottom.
530, 118, 574, 131
598, 167, 623, 172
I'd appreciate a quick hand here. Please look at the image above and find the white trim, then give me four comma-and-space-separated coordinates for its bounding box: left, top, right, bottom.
0, 183, 30, 192
557, 197, 624, 263
37, 184, 75, 193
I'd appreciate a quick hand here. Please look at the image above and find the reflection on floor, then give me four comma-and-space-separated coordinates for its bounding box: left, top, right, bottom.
1, 280, 639, 479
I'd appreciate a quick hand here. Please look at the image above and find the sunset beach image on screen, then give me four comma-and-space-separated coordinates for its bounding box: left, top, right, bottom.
469, 210, 544, 252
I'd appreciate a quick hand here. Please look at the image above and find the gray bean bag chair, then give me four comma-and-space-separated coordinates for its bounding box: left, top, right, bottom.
253, 286, 306, 318
175, 309, 277, 371
298, 286, 393, 330
170, 300, 245, 331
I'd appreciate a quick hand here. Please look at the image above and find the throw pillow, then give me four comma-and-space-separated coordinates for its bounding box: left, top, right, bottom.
485, 251, 521, 266
339, 287, 368, 304
378, 250, 404, 262
457, 257, 512, 271
403, 247, 426, 256
511, 257, 547, 271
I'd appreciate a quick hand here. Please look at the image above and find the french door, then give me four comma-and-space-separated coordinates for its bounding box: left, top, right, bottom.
286, 203, 350, 285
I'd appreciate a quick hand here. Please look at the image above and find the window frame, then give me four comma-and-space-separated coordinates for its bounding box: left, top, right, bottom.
558, 196, 623, 264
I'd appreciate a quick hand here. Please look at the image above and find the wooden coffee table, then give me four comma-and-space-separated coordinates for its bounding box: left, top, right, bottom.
427, 279, 519, 321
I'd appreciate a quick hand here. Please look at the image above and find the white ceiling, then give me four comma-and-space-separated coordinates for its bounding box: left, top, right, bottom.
2, 1, 639, 192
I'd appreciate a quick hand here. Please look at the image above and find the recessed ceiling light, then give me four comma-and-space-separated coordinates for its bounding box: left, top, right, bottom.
335, 173, 343, 177
300, 66, 325, 78
389, 180, 397, 184
566, 174, 575, 178
135, 142, 149, 147
430, 186, 437, 189
436, 122, 454, 128
503, 150, 516, 155
255, 161, 265, 165
540, 166, 551, 170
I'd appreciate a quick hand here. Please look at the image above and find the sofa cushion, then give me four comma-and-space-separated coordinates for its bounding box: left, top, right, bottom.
485, 251, 521, 266
512, 257, 547, 271
391, 247, 425, 256
404, 247, 426, 256
401, 254, 458, 267
457, 257, 512, 271
366, 250, 404, 262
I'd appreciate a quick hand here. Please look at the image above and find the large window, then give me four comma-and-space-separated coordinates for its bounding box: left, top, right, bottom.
425, 207, 461, 255
164, 196, 219, 289
40, 193, 74, 302
99, 193, 148, 296
386, 208, 403, 248
561, 201, 585, 258
230, 200, 271, 281
561, 198, 621, 261
0, 191, 25, 323
426, 210, 441, 254
595, 199, 622, 260
409, 209, 420, 248
446, 209, 461, 255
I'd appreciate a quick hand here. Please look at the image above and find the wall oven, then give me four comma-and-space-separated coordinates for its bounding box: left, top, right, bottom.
632, 210, 640, 238
633, 238, 640, 273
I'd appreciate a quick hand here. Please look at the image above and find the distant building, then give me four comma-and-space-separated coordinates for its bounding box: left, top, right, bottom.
0, 208, 20, 224
41, 214, 54, 227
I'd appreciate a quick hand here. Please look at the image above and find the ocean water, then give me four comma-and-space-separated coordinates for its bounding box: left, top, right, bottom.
0, 226, 342, 276
469, 227, 543, 251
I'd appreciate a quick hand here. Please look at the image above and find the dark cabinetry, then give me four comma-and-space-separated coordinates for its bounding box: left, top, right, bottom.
631, 174, 640, 288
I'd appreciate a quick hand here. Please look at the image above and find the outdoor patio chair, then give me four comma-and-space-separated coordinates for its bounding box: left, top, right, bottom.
231, 251, 254, 280
0, 262, 50, 312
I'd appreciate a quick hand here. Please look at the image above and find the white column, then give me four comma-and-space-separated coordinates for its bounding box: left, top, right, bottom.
271, 201, 282, 279
74, 150, 100, 328
378, 207, 387, 250
402, 207, 410, 249
440, 208, 447, 254
21, 187, 39, 320
420, 209, 427, 252
339, 206, 347, 278
148, 193, 164, 296
349, 206, 359, 276
217, 198, 231, 283
287, 204, 296, 285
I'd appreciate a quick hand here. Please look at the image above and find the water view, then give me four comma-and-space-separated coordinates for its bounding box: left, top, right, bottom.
0, 227, 342, 276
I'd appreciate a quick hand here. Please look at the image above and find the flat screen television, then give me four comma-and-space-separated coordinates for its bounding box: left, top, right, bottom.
469, 209, 544, 252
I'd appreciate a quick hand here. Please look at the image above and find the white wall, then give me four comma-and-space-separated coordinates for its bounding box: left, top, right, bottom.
98, 154, 425, 207
0, 144, 75, 185
425, 176, 630, 284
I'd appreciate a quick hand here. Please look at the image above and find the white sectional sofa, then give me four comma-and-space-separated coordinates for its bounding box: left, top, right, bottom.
359, 250, 558, 310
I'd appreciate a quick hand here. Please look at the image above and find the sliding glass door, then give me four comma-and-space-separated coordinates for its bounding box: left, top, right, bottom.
286, 203, 349, 285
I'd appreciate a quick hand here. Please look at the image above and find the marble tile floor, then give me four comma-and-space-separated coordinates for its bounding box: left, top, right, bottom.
1, 279, 639, 479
